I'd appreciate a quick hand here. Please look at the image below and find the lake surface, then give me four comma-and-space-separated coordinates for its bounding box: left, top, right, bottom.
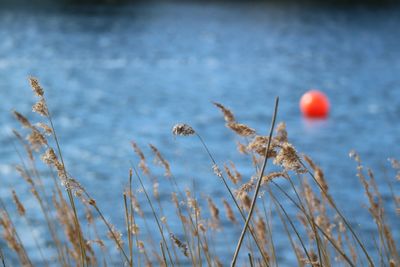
0, 1, 399, 265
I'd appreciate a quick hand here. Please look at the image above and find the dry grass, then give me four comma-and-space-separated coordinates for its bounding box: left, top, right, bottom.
0, 78, 399, 266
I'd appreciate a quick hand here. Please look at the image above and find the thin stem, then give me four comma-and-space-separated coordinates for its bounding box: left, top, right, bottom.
268, 189, 312, 264
12, 140, 67, 266
160, 242, 168, 266
128, 169, 141, 267
131, 166, 175, 267
231, 97, 279, 267
248, 253, 254, 267
192, 182, 202, 267
271, 192, 304, 265
0, 247, 6, 267
300, 161, 374, 266
195, 134, 269, 265
0, 199, 33, 267
123, 194, 133, 267
44, 99, 87, 266
288, 176, 325, 265
261, 196, 277, 267
78, 186, 129, 264
270, 181, 355, 267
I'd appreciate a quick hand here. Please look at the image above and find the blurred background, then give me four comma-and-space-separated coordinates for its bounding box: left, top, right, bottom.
0, 0, 399, 265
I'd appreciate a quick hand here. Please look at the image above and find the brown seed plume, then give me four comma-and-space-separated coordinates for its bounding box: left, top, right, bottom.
262, 171, 287, 185
0, 211, 31, 265
212, 164, 223, 178
41, 148, 58, 165
149, 144, 171, 177
172, 123, 195, 136
13, 130, 34, 161
227, 122, 256, 137
27, 129, 47, 151
256, 217, 267, 244
131, 141, 150, 175
32, 98, 49, 117
274, 143, 304, 173
171, 192, 179, 208
29, 77, 44, 97
388, 158, 400, 181
236, 141, 248, 154
222, 199, 236, 223
236, 176, 257, 196
213, 102, 236, 123
303, 155, 328, 192
235, 172, 285, 195
36, 122, 52, 135
207, 198, 220, 228
12, 191, 26, 216
13, 111, 32, 129
107, 224, 124, 250
247, 136, 278, 157
224, 161, 242, 184
240, 193, 252, 211
170, 234, 188, 257
15, 165, 33, 186
275, 122, 288, 143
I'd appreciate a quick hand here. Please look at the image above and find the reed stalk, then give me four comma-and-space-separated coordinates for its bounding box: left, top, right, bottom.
231, 97, 279, 266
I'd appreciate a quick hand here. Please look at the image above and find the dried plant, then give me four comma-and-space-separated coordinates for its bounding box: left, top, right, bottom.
213, 102, 236, 123
227, 122, 256, 137
1, 78, 398, 267
172, 123, 195, 136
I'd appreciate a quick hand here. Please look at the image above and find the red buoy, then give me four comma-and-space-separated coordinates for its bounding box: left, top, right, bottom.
300, 90, 330, 118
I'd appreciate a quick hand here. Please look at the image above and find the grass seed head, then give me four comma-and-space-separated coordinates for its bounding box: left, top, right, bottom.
170, 233, 188, 257
213, 102, 236, 123
172, 123, 195, 136
12, 191, 26, 216
29, 77, 44, 97
41, 148, 58, 165
13, 111, 32, 129
227, 122, 256, 136
222, 199, 236, 223
32, 98, 49, 117
27, 129, 47, 151
275, 122, 288, 143
212, 164, 223, 178
273, 143, 304, 173
149, 144, 171, 177
36, 122, 52, 135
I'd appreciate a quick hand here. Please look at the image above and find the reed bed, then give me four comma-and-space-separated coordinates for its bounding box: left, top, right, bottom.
0, 78, 399, 266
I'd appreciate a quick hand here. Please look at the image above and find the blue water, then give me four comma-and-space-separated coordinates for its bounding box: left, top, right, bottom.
0, 2, 399, 265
